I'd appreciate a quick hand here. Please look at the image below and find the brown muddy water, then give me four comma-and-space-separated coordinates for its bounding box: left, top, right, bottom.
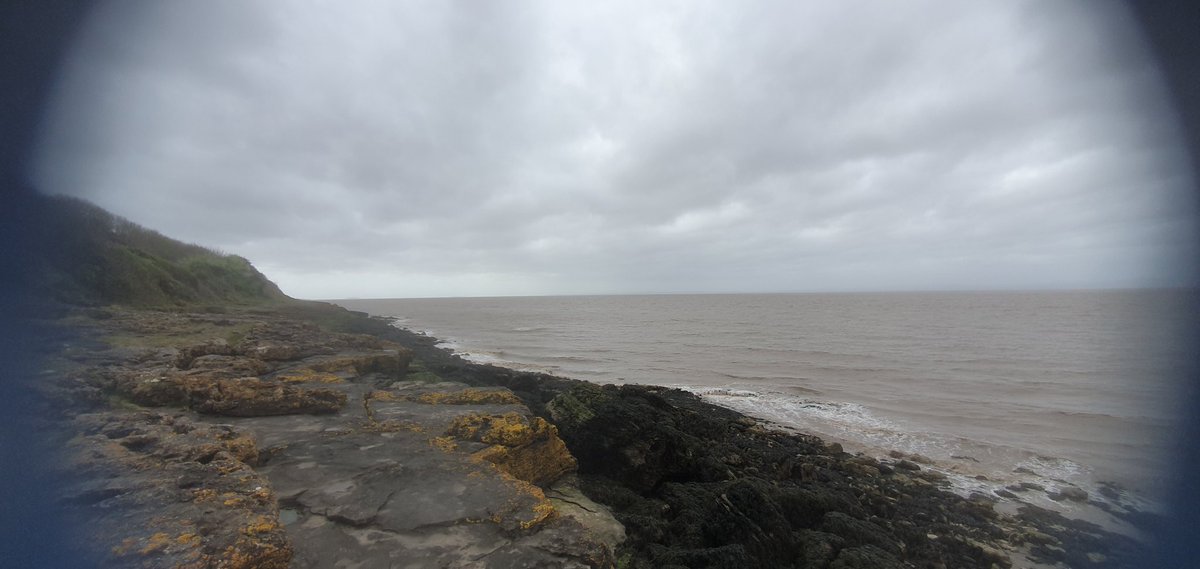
335, 290, 1195, 524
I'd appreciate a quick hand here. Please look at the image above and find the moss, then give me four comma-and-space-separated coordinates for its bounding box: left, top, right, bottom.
102, 319, 255, 350
225, 329, 247, 345
404, 370, 443, 383
546, 385, 605, 428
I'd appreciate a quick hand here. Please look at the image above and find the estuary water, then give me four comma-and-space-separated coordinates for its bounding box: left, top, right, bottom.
334, 290, 1194, 517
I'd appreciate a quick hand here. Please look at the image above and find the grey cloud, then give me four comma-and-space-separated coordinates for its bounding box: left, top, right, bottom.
33, 0, 1195, 298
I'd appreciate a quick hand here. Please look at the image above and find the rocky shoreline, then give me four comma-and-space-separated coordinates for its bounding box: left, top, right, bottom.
38, 302, 1150, 568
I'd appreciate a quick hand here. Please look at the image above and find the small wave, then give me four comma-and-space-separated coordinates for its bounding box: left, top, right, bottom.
689, 387, 761, 398
1013, 455, 1090, 482
511, 326, 550, 333
1050, 410, 1126, 421
542, 354, 605, 364
716, 371, 804, 382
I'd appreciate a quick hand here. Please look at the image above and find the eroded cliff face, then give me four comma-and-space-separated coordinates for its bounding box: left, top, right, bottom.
43, 307, 622, 568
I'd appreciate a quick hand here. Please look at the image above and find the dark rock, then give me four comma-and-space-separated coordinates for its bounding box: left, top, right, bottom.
821, 511, 900, 554
796, 529, 845, 568
1097, 483, 1122, 500
829, 545, 907, 568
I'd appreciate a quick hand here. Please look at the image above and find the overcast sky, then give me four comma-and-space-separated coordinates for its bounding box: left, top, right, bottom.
33, 0, 1196, 298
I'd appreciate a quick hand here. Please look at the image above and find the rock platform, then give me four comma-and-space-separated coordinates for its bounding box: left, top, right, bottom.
44, 307, 620, 568
40, 304, 1151, 568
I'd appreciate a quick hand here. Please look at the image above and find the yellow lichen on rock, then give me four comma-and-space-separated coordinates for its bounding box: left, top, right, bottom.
416, 388, 522, 405
243, 515, 281, 536
491, 472, 558, 531
430, 436, 459, 452
176, 533, 201, 547
140, 532, 171, 555
221, 434, 259, 464
446, 412, 577, 487
523, 499, 557, 530
276, 368, 343, 384
220, 540, 292, 569
447, 412, 541, 446
366, 390, 403, 402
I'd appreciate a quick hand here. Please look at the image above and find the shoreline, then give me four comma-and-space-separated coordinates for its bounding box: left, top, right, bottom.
381, 316, 1162, 539
366, 314, 1156, 567
44, 302, 1155, 568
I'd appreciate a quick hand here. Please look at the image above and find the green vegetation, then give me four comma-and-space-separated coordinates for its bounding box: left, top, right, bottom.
32, 195, 288, 308
100, 319, 257, 349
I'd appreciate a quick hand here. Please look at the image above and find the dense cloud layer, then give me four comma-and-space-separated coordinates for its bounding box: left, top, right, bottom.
34, 0, 1195, 298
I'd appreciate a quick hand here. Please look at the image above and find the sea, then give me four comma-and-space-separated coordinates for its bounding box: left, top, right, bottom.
334, 290, 1195, 524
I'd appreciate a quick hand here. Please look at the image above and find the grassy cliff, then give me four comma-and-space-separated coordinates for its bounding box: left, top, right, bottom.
31, 194, 288, 308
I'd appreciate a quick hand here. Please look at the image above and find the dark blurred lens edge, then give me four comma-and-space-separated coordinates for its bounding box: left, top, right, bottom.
1, 1, 99, 567
1, 1, 1197, 567
1126, 2, 1200, 566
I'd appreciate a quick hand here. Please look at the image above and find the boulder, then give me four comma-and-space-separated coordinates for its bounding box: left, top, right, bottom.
446, 412, 577, 487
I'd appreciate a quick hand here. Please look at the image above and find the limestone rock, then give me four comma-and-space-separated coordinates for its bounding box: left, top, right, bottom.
187, 379, 346, 416
64, 412, 291, 568
447, 412, 578, 487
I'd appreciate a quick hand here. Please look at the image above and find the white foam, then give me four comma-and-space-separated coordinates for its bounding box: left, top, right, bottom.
674, 383, 1160, 522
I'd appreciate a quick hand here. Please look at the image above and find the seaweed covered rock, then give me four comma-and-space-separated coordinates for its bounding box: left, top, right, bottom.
547, 383, 766, 492
546, 383, 1020, 569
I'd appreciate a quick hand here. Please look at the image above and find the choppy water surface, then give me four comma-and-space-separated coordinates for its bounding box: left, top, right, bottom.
335, 290, 1194, 516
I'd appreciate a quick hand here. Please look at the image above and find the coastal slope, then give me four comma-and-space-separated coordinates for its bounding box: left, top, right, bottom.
32, 196, 1148, 568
